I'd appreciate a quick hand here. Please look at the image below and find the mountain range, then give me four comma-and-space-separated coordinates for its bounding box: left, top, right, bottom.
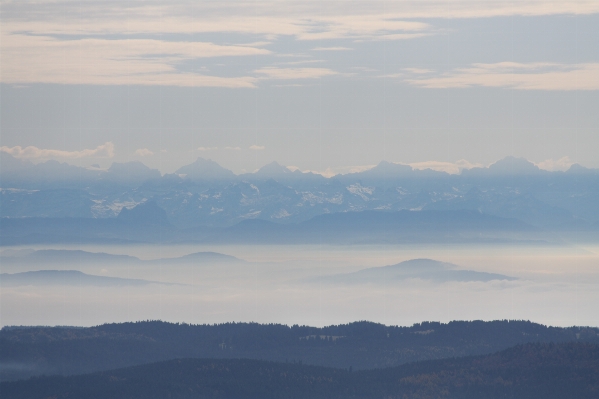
2, 154, 599, 243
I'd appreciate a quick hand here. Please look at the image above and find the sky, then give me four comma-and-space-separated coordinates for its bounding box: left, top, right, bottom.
1, 1, 599, 175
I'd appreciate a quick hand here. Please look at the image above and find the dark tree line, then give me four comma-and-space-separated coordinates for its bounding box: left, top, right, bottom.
1, 319, 597, 381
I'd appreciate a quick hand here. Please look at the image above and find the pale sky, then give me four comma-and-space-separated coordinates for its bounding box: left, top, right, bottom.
1, 1, 598, 174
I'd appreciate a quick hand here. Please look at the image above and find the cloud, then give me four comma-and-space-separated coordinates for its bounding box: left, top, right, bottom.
403, 68, 433, 74
249, 145, 265, 150
4, 2, 599, 87
255, 67, 338, 80
280, 60, 325, 66
1, 142, 115, 160
360, 32, 432, 41
407, 62, 599, 91
4, 2, 598, 41
408, 160, 483, 174
134, 148, 154, 157
312, 47, 353, 51
535, 156, 573, 172
197, 147, 218, 151
294, 18, 430, 41
1, 34, 262, 87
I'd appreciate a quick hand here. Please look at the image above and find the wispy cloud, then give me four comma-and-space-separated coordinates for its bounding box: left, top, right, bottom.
249, 145, 265, 150
360, 32, 432, 41
134, 148, 154, 157
295, 18, 430, 41
4, 2, 597, 39
1, 142, 115, 160
312, 47, 353, 51
255, 67, 338, 80
1, 34, 262, 87
407, 62, 599, 91
403, 68, 433, 74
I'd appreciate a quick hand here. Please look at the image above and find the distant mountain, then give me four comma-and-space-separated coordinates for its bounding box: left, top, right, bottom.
253, 161, 293, 178
319, 258, 516, 283
0, 154, 161, 190
104, 161, 161, 184
0, 216, 175, 246
489, 156, 542, 174
2, 155, 599, 231
174, 157, 236, 181
464, 156, 544, 176
0, 188, 96, 218
349, 160, 421, 181
566, 163, 599, 175
2, 342, 598, 399
117, 201, 170, 226
201, 210, 537, 245
302, 209, 531, 231
0, 209, 541, 246
0, 153, 34, 173
0, 270, 163, 287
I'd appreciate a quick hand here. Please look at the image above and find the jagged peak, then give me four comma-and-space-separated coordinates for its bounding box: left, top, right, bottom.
175, 157, 236, 180
255, 161, 291, 176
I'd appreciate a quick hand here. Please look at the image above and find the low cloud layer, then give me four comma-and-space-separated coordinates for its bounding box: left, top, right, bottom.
1, 142, 115, 160
407, 63, 599, 91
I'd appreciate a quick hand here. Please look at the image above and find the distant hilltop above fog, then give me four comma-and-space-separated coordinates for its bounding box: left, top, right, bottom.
0, 249, 245, 265
1, 153, 599, 243
317, 258, 517, 284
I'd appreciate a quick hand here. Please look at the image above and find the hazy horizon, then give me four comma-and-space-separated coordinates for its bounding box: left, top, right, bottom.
2, 1, 598, 332
2, 243, 598, 329
2, 152, 597, 177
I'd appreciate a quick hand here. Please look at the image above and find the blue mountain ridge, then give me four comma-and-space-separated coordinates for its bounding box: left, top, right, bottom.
1, 153, 598, 233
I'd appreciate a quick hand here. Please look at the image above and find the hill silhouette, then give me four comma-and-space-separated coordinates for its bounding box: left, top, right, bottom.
2, 342, 598, 399
2, 320, 598, 382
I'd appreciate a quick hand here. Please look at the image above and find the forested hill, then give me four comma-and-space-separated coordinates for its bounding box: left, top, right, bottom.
2, 320, 598, 382
2, 342, 598, 399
